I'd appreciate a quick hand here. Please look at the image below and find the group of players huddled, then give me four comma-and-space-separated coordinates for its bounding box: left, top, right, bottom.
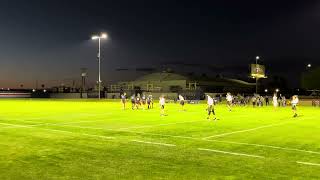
120, 92, 300, 119
121, 93, 154, 110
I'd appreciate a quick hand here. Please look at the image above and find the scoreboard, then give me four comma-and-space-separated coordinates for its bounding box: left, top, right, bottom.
251, 64, 266, 78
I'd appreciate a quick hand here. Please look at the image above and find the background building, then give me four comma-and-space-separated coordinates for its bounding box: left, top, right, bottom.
107, 71, 255, 99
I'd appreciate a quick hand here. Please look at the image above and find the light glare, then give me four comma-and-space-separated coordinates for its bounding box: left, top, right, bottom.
91, 36, 99, 40
101, 33, 108, 39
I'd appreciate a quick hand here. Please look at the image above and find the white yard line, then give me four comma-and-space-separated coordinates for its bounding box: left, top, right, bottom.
205, 139, 320, 155
203, 116, 315, 140
49, 124, 320, 155
297, 161, 320, 167
131, 140, 176, 147
2, 120, 320, 156
202, 121, 293, 140
119, 120, 202, 130
198, 148, 265, 159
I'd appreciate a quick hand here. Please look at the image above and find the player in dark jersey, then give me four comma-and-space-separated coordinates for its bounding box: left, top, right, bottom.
130, 95, 136, 110
147, 95, 153, 109
120, 93, 126, 110
142, 94, 146, 110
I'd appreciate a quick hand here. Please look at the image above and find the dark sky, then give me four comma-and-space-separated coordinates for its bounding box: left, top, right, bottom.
0, 0, 319, 88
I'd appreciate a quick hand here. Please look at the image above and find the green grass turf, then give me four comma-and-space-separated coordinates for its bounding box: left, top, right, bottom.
0, 99, 319, 179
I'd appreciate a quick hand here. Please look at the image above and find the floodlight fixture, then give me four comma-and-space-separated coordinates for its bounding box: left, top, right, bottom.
91, 32, 108, 99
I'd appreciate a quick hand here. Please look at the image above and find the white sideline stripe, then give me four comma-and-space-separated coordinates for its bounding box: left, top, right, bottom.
119, 120, 202, 130
53, 124, 320, 155
297, 161, 320, 167
131, 140, 176, 147
3, 121, 320, 156
48, 124, 197, 140
39, 128, 115, 140
0, 112, 113, 122
0, 122, 41, 128
198, 148, 265, 158
0, 122, 114, 140
203, 121, 293, 139
0, 120, 98, 129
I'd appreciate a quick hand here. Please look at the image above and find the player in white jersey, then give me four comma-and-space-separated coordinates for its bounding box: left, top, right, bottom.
135, 93, 141, 109
273, 94, 278, 109
226, 93, 233, 112
207, 95, 217, 121
291, 95, 299, 117
178, 95, 185, 111
120, 93, 126, 110
159, 95, 166, 116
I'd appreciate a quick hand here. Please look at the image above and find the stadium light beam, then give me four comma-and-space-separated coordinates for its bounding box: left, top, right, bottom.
91, 33, 108, 99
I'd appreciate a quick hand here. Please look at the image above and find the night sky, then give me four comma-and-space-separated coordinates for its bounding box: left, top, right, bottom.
0, 0, 319, 88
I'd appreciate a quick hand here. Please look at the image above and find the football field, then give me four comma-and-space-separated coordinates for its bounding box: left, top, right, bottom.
0, 99, 319, 179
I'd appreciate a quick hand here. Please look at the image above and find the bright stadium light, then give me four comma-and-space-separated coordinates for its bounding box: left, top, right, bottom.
91, 36, 99, 40
307, 64, 312, 68
101, 33, 108, 39
256, 56, 260, 60
265, 89, 268, 93
276, 88, 279, 93
91, 32, 108, 99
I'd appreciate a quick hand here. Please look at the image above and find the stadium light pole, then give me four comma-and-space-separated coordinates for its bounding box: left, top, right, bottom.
92, 33, 108, 99
255, 56, 260, 94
